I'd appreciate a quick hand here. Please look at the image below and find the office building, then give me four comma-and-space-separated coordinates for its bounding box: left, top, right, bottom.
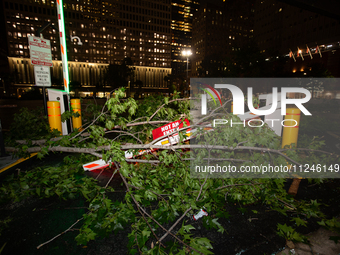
192, 0, 255, 76
1, 0, 173, 97
171, 0, 200, 77
253, 0, 340, 78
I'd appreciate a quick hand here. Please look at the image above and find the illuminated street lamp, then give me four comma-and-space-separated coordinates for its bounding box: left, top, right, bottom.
181, 49, 192, 80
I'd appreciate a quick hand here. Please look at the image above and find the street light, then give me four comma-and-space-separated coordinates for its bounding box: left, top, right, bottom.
181, 49, 192, 80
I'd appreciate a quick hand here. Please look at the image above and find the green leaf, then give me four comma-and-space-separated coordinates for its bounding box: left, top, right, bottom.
183, 224, 195, 233
292, 217, 307, 227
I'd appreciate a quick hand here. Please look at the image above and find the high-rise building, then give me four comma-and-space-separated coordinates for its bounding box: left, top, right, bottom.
1, 0, 173, 97
192, 0, 255, 76
254, 0, 340, 56
253, 0, 340, 78
171, 0, 200, 76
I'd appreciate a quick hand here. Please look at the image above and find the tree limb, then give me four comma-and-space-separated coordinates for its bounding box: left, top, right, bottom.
117, 163, 203, 254
149, 98, 190, 121
37, 217, 84, 249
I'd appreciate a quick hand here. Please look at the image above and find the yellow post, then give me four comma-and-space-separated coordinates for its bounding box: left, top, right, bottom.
231, 102, 233, 114
282, 107, 301, 196
282, 108, 300, 148
47, 101, 62, 133
71, 99, 82, 130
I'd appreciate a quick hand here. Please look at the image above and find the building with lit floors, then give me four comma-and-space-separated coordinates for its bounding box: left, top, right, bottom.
171, 0, 200, 77
253, 0, 340, 57
253, 0, 340, 80
191, 0, 255, 77
1, 0, 173, 98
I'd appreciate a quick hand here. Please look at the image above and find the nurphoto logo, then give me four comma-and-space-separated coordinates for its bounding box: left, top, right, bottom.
200, 84, 312, 116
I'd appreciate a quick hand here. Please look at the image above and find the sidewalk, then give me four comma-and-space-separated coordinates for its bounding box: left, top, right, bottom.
277, 227, 340, 255
0, 153, 37, 176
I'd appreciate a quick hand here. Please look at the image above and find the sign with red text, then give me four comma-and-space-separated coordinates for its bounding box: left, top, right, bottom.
152, 119, 190, 140
28, 36, 53, 67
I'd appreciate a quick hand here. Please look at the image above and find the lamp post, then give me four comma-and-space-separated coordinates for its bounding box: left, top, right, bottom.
182, 50, 192, 95
181, 49, 192, 80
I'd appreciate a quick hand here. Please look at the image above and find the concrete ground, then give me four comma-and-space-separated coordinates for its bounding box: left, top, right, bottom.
0, 154, 20, 175
277, 228, 340, 255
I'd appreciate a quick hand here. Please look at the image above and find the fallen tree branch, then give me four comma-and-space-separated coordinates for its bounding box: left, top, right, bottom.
216, 183, 261, 191
6, 143, 337, 169
15, 121, 172, 145
117, 163, 203, 254
115, 162, 165, 249
149, 98, 191, 121
158, 207, 192, 243
37, 217, 84, 249
104, 168, 118, 189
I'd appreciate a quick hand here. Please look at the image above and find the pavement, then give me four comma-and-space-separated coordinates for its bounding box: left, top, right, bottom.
0, 153, 37, 176
277, 227, 340, 255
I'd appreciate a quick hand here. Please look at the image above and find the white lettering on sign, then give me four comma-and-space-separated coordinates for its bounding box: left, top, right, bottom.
29, 35, 53, 67
160, 122, 181, 136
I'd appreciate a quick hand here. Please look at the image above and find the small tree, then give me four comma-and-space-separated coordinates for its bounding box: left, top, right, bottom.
105, 57, 134, 91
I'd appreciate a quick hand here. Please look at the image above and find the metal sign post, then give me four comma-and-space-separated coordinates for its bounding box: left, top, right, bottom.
56, 0, 70, 94
28, 35, 53, 116
34, 66, 52, 115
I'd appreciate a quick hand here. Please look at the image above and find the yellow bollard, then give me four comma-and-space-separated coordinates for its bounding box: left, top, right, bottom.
281, 108, 301, 196
281, 108, 301, 149
71, 99, 82, 130
231, 102, 233, 114
47, 101, 62, 133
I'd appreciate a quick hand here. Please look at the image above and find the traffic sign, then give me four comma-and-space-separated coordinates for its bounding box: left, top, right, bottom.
34, 66, 51, 87
28, 36, 53, 67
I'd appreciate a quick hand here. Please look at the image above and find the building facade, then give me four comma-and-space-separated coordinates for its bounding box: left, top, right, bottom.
253, 0, 340, 57
8, 57, 171, 98
171, 0, 200, 77
192, 0, 255, 77
1, 0, 172, 97
253, 0, 340, 78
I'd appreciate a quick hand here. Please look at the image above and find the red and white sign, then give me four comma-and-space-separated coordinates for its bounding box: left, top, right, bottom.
83, 159, 110, 171
83, 119, 191, 171
152, 119, 190, 140
28, 36, 53, 67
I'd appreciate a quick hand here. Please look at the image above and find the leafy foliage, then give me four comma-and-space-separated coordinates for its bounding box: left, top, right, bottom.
8, 107, 51, 140
3, 88, 340, 254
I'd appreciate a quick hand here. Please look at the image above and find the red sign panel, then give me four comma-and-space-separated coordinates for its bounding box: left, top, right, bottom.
152, 119, 190, 140
28, 36, 53, 67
